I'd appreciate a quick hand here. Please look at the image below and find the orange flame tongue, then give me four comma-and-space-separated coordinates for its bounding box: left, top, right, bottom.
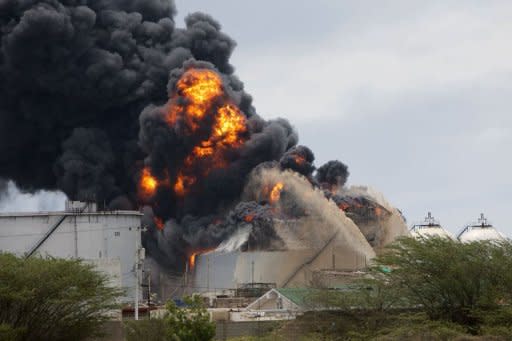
154, 217, 164, 230
269, 182, 284, 204
188, 247, 216, 271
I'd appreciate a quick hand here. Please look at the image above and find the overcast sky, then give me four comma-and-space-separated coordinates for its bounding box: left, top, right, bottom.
2, 1, 511, 236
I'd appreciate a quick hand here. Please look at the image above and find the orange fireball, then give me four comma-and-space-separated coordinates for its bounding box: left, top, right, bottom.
140, 168, 158, 197
165, 68, 248, 197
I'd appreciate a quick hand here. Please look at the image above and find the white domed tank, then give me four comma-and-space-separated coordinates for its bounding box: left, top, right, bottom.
410, 212, 455, 240
457, 214, 506, 243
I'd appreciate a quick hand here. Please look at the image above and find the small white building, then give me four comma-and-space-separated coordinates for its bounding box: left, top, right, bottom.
0, 201, 143, 301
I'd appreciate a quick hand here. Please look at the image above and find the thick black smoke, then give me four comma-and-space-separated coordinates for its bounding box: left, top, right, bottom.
0, 0, 352, 271
139, 60, 297, 221
316, 160, 349, 191
200, 201, 285, 252
0, 179, 7, 199
279, 145, 315, 177
0, 0, 236, 204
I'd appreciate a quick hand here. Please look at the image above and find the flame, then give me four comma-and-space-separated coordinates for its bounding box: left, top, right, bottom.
269, 182, 284, 204
244, 214, 255, 222
154, 217, 164, 230
174, 173, 196, 196
187, 247, 216, 271
140, 168, 158, 197
338, 203, 350, 211
171, 69, 224, 130
293, 154, 306, 165
165, 69, 248, 196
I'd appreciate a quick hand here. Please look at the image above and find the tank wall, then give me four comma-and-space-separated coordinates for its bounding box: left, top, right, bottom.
0, 213, 141, 301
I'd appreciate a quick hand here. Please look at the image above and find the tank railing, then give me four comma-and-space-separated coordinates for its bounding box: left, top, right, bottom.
280, 231, 339, 288
456, 225, 471, 240
25, 202, 90, 258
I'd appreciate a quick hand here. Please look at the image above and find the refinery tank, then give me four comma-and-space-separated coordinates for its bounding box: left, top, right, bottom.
457, 214, 506, 243
191, 216, 375, 292
0, 201, 143, 301
410, 212, 455, 239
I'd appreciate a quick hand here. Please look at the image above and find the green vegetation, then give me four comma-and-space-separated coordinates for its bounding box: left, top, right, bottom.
125, 295, 215, 341
372, 237, 512, 326
0, 252, 122, 341
232, 237, 512, 340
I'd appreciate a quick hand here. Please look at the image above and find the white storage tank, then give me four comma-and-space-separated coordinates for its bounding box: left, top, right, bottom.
458, 214, 505, 243
410, 212, 455, 240
0, 201, 143, 301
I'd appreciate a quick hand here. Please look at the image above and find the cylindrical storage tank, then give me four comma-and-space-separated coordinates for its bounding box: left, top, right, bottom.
0, 204, 143, 301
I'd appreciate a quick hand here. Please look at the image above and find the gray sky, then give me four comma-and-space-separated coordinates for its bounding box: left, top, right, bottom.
2, 1, 511, 236
174, 0, 512, 235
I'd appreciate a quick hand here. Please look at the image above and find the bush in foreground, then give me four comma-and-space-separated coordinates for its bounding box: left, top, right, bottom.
0, 253, 122, 341
125, 295, 215, 341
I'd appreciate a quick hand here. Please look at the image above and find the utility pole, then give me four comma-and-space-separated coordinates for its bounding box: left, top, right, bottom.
207, 257, 210, 292
134, 225, 146, 320
251, 260, 255, 285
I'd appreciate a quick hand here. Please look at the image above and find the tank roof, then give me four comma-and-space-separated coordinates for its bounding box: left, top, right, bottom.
458, 214, 505, 242
0, 210, 143, 217
410, 212, 455, 239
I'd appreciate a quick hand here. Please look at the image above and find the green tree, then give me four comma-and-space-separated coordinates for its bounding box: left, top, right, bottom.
0, 252, 122, 341
125, 295, 215, 341
371, 237, 512, 326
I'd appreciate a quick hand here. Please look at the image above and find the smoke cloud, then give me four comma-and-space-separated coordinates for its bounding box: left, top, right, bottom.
0, 0, 237, 205
0, 0, 406, 274
316, 160, 350, 191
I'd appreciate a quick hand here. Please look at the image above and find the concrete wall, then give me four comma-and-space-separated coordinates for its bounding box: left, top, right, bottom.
0, 210, 142, 300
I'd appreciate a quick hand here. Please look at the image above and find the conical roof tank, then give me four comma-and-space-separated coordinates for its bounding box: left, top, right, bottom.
457, 214, 505, 243
410, 212, 455, 240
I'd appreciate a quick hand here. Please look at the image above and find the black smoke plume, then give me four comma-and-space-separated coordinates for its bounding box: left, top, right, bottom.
316, 160, 349, 191
279, 145, 315, 177
0, 0, 236, 205
0, 0, 352, 271
139, 60, 297, 222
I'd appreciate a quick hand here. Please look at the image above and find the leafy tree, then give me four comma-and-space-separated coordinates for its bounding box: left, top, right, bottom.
371, 237, 512, 326
0, 253, 122, 341
125, 295, 215, 341
165, 295, 215, 341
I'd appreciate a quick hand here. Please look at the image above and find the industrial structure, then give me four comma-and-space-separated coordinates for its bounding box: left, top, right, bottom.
457, 214, 506, 243
187, 190, 410, 297
410, 212, 455, 239
0, 201, 143, 301
191, 215, 376, 295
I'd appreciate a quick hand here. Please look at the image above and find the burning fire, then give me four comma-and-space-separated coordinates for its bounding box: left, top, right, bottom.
187, 248, 215, 271
244, 214, 255, 222
165, 68, 248, 196
154, 217, 164, 230
293, 154, 306, 165
269, 182, 284, 204
140, 168, 158, 197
